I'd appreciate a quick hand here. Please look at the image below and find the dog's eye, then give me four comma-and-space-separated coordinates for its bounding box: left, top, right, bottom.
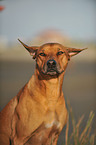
39, 53, 46, 56
57, 51, 64, 55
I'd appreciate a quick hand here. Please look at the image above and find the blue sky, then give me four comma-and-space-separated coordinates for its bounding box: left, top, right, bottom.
0, 0, 96, 42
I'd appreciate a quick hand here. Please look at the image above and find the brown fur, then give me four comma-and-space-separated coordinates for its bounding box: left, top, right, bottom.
0, 40, 87, 145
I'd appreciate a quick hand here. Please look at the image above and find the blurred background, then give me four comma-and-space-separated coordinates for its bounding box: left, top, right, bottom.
0, 0, 96, 144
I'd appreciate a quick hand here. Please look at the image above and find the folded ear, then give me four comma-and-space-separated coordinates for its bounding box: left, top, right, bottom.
18, 39, 39, 59
65, 47, 87, 58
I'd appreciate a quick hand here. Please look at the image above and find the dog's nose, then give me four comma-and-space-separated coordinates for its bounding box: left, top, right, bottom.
47, 59, 56, 68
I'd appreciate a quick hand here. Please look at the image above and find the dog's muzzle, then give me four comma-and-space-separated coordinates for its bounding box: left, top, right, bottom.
47, 59, 56, 70
45, 59, 58, 75
40, 59, 64, 76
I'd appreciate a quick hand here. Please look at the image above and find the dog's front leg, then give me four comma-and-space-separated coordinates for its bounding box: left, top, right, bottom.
51, 135, 59, 145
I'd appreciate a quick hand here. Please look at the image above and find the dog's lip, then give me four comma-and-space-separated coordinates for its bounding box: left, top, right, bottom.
41, 69, 57, 75
47, 69, 57, 74
47, 68, 57, 72
42, 68, 64, 75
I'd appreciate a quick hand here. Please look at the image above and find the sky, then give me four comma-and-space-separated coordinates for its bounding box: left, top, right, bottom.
0, 0, 96, 43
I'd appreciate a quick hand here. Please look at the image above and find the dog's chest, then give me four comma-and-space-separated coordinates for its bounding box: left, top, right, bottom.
44, 109, 61, 129
24, 109, 62, 145
25, 112, 60, 145
16, 94, 67, 144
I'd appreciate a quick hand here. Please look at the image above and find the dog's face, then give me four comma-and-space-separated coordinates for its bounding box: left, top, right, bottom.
36, 43, 69, 76
18, 39, 87, 76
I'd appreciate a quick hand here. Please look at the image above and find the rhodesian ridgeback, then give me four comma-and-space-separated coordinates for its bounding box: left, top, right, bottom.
0, 40, 87, 145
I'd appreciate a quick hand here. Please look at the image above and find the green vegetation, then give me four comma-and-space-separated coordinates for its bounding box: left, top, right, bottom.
65, 101, 95, 145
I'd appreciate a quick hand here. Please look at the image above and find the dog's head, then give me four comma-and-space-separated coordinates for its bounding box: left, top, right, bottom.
18, 39, 87, 76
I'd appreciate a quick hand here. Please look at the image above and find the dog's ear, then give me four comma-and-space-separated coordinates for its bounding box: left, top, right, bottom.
18, 39, 39, 59
65, 47, 87, 60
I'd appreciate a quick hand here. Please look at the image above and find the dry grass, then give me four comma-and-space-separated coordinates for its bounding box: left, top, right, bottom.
64, 101, 95, 145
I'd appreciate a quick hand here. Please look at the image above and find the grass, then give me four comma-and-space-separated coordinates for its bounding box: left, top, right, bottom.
64, 101, 95, 145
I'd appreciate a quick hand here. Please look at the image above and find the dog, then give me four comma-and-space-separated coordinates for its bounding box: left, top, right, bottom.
0, 39, 87, 145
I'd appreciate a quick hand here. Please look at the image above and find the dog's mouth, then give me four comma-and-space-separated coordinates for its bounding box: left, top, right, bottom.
37, 59, 64, 76
42, 67, 64, 76
46, 68, 57, 75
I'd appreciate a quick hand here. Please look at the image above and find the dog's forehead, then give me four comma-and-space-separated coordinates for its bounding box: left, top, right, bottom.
39, 43, 64, 52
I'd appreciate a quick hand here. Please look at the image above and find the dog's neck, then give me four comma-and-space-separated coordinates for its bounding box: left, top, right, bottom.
28, 69, 65, 104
